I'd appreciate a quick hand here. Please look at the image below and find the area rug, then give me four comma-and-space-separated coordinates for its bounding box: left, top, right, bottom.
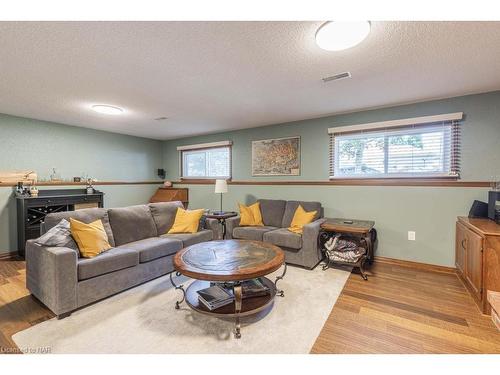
12, 265, 350, 354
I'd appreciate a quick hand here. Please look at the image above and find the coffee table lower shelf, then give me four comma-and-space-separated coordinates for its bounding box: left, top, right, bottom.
185, 278, 277, 318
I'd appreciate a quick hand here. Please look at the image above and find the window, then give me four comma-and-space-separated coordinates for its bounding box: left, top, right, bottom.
328, 113, 462, 179
178, 141, 232, 179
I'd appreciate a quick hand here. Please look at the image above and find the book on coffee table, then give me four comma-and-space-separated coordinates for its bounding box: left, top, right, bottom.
198, 278, 272, 310
240, 278, 270, 298
197, 285, 235, 310
210, 278, 271, 298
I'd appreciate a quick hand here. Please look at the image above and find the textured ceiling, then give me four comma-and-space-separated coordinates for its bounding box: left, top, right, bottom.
0, 21, 499, 140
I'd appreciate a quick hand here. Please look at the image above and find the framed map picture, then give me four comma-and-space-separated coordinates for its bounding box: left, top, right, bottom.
252, 136, 300, 176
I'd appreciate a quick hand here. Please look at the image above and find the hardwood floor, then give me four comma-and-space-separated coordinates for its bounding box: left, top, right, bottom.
0, 258, 499, 354
311, 261, 500, 353
0, 258, 54, 354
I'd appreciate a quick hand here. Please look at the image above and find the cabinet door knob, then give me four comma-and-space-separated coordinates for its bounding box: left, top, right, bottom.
461, 239, 467, 249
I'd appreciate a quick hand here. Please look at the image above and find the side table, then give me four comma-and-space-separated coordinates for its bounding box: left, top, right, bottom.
204, 211, 238, 239
319, 218, 377, 280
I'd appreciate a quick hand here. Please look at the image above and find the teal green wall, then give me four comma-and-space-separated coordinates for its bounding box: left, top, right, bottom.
2, 91, 499, 264
164, 91, 500, 181
0, 114, 163, 181
163, 91, 500, 267
0, 114, 163, 254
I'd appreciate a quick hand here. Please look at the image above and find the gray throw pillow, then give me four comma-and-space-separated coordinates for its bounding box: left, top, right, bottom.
35, 219, 79, 256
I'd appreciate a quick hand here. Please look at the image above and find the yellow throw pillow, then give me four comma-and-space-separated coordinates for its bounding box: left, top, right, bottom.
288, 205, 317, 234
70, 218, 112, 258
168, 208, 204, 234
238, 202, 264, 226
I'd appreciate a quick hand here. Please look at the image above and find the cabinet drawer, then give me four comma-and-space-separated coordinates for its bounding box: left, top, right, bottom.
26, 198, 59, 207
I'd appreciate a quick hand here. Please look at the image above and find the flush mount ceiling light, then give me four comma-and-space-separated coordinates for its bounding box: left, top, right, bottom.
91, 104, 124, 115
315, 21, 371, 51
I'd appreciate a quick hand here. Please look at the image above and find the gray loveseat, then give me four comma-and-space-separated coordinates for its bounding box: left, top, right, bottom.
222, 199, 325, 269
25, 201, 214, 318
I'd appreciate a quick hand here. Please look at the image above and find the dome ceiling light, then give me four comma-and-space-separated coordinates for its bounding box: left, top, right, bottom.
91, 104, 124, 115
315, 21, 371, 51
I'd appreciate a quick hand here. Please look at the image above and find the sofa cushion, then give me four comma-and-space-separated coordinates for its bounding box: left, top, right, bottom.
35, 219, 79, 253
45, 208, 115, 247
117, 237, 183, 263
257, 199, 286, 227
238, 202, 264, 226
263, 228, 302, 250
281, 201, 322, 228
108, 205, 158, 246
287, 205, 318, 234
70, 218, 112, 258
162, 229, 213, 247
77, 248, 139, 281
168, 208, 205, 234
149, 201, 184, 235
232, 226, 278, 241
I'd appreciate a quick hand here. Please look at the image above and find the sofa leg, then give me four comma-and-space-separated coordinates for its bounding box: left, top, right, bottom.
57, 312, 72, 320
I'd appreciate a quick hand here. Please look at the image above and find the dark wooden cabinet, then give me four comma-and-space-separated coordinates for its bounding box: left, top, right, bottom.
456, 217, 500, 314
149, 187, 188, 207
16, 189, 104, 257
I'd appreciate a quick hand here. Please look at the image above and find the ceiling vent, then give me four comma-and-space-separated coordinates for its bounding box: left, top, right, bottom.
322, 72, 351, 83
154, 117, 169, 121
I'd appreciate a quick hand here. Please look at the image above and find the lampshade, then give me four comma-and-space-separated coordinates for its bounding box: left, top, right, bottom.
214, 179, 228, 194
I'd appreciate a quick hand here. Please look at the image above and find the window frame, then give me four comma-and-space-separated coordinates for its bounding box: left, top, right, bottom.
328, 113, 462, 180
178, 142, 232, 180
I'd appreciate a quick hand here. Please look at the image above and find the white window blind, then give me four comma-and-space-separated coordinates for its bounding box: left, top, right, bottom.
328, 115, 461, 179
180, 143, 232, 179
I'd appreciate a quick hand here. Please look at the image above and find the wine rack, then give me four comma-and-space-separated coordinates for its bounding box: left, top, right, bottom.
16, 189, 104, 257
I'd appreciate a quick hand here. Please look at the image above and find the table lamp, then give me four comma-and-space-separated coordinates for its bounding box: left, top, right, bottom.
214, 179, 228, 214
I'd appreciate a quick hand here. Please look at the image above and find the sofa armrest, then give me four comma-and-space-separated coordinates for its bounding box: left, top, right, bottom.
224, 216, 241, 239
300, 218, 327, 267
25, 239, 78, 316
205, 218, 223, 240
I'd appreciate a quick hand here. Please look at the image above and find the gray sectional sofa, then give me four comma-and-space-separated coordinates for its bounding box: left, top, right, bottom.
223, 199, 325, 269
25, 201, 214, 318
26, 198, 324, 318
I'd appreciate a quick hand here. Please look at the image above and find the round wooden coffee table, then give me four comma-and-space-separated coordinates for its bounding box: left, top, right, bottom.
170, 239, 287, 338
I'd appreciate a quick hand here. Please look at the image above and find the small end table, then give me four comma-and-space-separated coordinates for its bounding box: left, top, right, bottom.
204, 211, 238, 239
319, 218, 377, 280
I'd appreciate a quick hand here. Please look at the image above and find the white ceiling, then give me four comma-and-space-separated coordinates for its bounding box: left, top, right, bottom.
1, 21, 500, 140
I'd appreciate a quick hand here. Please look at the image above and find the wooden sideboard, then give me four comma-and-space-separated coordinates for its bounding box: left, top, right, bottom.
456, 216, 500, 314
149, 187, 188, 207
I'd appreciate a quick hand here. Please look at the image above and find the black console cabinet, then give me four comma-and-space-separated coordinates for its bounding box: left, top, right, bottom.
16, 189, 104, 257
